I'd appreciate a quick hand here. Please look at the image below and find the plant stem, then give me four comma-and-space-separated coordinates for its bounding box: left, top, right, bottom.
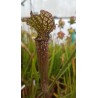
35, 38, 50, 98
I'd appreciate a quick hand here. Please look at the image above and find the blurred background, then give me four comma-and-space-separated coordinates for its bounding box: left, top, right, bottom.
21, 0, 76, 17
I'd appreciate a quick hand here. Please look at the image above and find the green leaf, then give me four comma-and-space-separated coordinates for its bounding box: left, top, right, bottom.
49, 49, 76, 91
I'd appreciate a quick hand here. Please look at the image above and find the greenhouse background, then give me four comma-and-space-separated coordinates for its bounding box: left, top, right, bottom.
21, 0, 76, 17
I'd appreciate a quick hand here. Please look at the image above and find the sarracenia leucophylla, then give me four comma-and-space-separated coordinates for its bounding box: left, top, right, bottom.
22, 10, 55, 98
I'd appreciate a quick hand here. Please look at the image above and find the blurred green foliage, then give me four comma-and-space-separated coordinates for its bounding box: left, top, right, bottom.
21, 30, 76, 98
